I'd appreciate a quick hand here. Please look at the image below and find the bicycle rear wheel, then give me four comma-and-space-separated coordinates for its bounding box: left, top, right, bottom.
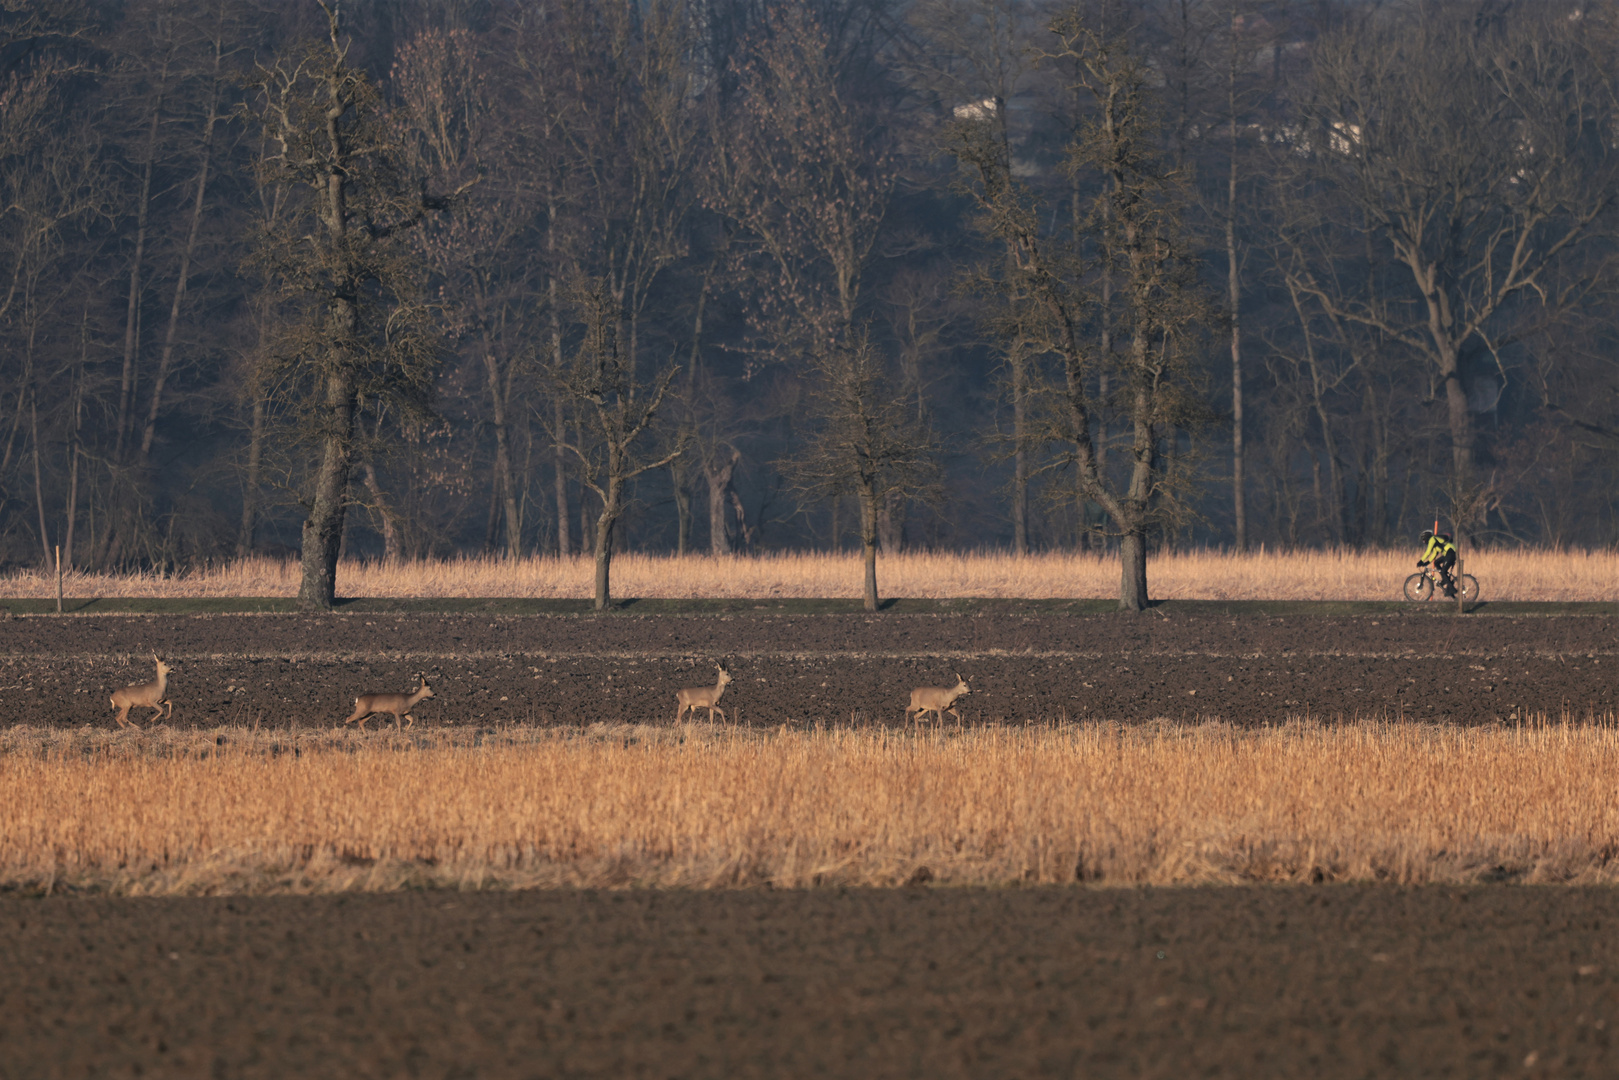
1457, 574, 1479, 602
1403, 572, 1433, 601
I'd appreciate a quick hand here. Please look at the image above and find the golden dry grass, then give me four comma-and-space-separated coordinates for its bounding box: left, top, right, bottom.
4, 547, 1617, 601
5, 719, 1618, 894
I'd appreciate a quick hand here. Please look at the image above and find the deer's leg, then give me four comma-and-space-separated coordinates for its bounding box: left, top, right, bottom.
403, 713, 415, 729
162, 700, 173, 720
945, 708, 961, 723
711, 706, 725, 723
113, 707, 129, 729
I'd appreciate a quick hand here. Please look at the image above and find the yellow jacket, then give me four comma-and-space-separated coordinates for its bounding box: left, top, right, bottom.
1420, 535, 1456, 563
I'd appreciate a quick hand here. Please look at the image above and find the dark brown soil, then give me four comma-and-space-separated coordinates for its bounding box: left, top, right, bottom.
2, 610, 1614, 729
2, 887, 1615, 1078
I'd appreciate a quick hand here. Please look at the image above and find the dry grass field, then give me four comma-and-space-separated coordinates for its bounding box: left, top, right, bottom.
6, 719, 1618, 895
4, 546, 1617, 601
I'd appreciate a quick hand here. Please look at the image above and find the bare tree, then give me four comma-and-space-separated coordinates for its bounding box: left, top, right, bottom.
395, 24, 546, 561
786, 334, 938, 610
1212, 0, 1275, 551
908, 0, 1037, 553
716, 3, 919, 595
952, 13, 1212, 610
137, 0, 241, 468
245, 1, 469, 608
1296, 3, 1619, 537
553, 285, 683, 609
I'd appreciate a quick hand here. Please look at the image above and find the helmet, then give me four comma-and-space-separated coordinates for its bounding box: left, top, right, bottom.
1420, 530, 1434, 543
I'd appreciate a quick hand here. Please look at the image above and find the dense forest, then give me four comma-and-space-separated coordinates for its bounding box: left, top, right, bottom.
3, 0, 1617, 603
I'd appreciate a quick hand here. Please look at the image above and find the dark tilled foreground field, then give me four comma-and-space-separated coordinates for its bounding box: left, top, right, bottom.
2, 887, 1615, 1078
0, 609, 1613, 728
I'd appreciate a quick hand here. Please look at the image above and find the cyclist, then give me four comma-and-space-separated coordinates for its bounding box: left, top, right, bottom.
1417, 529, 1458, 597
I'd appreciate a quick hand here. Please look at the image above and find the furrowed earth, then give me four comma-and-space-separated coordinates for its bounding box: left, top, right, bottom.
4, 887, 1617, 1078
6, 607, 1617, 1076
1, 608, 1615, 728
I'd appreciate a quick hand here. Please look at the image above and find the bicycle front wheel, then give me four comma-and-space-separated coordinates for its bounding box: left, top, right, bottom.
1403, 572, 1433, 601
1457, 574, 1479, 602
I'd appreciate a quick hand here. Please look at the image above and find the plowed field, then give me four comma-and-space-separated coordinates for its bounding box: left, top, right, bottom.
2, 609, 1612, 729
3, 887, 1616, 1078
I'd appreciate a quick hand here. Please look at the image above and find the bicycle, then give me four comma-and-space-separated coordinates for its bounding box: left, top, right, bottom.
1402, 565, 1479, 602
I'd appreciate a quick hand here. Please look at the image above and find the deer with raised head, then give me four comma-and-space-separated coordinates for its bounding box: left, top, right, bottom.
675, 665, 732, 723
110, 655, 173, 729
906, 672, 970, 727
343, 674, 435, 731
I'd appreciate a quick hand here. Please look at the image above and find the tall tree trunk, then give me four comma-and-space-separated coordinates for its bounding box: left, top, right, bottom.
671, 462, 691, 555
1117, 372, 1156, 613
298, 366, 357, 609
239, 395, 265, 556
30, 386, 49, 566
705, 449, 738, 556
483, 340, 521, 558
140, 78, 220, 464
65, 335, 85, 568
1118, 526, 1148, 611
592, 477, 621, 611
728, 487, 751, 551
64, 443, 79, 569
548, 196, 570, 557
1294, 311, 1346, 543
116, 91, 165, 464
1405, 252, 1477, 500
1011, 352, 1028, 555
1227, 81, 1245, 550
859, 484, 880, 612
360, 460, 401, 560
1365, 379, 1389, 544
553, 396, 571, 557
1440, 344, 1474, 495
879, 489, 904, 553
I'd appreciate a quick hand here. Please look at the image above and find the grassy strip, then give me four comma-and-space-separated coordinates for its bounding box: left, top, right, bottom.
4, 719, 1619, 893
1, 596, 1613, 617
6, 550, 1618, 603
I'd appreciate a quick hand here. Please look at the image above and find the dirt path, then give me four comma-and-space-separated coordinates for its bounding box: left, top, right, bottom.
2, 888, 1613, 1078
3, 610, 1613, 728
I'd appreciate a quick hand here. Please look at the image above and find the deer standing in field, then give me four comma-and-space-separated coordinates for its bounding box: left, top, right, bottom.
906, 672, 970, 727
110, 655, 173, 729
343, 674, 435, 731
675, 665, 732, 723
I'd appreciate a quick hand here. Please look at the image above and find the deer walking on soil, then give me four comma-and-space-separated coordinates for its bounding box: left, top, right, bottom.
906, 672, 970, 727
676, 665, 732, 723
111, 655, 173, 728
343, 674, 435, 731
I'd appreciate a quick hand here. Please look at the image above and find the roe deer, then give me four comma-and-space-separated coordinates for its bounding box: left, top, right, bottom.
343, 674, 435, 731
676, 665, 732, 723
906, 672, 970, 726
111, 655, 173, 728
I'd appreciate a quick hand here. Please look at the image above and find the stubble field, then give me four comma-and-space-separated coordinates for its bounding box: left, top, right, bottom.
3, 588, 1618, 1076
4, 545, 1617, 602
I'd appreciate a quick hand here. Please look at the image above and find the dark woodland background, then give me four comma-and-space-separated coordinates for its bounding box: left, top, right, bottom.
3, 0, 1617, 572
